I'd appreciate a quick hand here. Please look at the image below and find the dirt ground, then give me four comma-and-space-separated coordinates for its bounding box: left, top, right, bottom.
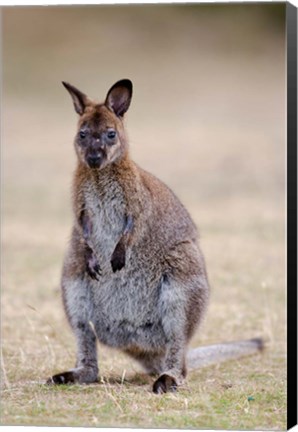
1, 4, 286, 429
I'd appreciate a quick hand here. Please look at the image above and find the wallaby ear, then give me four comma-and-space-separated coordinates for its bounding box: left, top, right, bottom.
105, 79, 133, 117
62, 81, 90, 115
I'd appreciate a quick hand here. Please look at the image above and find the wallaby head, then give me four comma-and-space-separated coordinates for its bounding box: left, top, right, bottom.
62, 79, 133, 170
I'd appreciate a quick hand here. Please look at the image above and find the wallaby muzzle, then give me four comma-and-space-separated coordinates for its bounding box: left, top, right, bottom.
84, 141, 106, 169
86, 153, 103, 169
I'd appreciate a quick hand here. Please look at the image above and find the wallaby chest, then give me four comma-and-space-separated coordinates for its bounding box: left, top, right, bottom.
82, 176, 126, 262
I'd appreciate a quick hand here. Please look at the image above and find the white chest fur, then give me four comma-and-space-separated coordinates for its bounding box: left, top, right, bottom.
84, 178, 126, 266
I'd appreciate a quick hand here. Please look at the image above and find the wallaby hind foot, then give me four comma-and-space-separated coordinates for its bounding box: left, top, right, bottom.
47, 367, 98, 385
153, 374, 178, 394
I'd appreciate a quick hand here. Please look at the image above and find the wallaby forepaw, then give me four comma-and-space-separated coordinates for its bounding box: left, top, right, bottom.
111, 243, 126, 272
86, 255, 102, 280
152, 374, 178, 394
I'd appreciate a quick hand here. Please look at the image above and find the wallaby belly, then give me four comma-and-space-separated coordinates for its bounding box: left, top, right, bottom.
89, 266, 168, 351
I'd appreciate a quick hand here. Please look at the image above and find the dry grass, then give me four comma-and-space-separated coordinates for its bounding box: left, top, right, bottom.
1, 5, 286, 429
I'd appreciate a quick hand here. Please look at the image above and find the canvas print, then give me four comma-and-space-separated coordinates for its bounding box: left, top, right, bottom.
1, 3, 287, 429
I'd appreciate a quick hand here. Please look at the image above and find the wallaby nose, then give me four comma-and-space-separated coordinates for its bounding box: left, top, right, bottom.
87, 154, 102, 168
91, 139, 105, 151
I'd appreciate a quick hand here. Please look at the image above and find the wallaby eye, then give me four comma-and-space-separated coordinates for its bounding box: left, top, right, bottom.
79, 130, 86, 139
107, 130, 116, 140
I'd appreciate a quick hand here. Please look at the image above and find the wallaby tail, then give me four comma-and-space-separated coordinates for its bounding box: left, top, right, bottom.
187, 337, 265, 370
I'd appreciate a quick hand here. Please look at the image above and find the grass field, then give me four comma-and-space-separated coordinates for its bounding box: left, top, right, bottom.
1, 5, 286, 429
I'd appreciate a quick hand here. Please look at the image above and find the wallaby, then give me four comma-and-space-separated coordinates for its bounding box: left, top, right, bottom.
47, 79, 264, 393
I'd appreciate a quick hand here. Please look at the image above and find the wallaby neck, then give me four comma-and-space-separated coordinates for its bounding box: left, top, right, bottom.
74, 153, 141, 200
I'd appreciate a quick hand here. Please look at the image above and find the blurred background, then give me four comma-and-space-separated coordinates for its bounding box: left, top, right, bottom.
1, 4, 286, 427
